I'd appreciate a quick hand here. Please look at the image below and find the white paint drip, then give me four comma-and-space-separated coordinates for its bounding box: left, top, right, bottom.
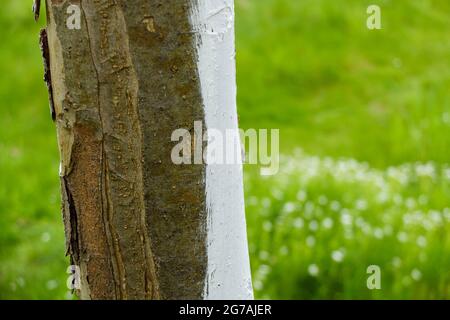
190, 0, 254, 300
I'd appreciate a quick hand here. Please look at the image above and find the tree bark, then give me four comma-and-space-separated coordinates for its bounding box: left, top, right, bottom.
42, 0, 253, 300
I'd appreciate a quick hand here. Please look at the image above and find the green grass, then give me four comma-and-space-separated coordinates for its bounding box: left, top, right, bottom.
245, 151, 450, 299
0, 0, 449, 299
236, 0, 450, 166
236, 0, 450, 299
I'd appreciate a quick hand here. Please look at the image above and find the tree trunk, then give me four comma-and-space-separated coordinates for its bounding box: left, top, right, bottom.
42, 0, 253, 300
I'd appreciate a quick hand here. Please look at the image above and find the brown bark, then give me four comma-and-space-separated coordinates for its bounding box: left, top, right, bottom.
42, 0, 208, 299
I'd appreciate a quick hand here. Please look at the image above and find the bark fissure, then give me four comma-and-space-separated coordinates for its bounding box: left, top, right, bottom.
62, 176, 80, 266
103, 152, 127, 298
39, 28, 56, 121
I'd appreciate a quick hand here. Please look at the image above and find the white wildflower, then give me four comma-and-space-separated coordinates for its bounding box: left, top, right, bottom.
340, 210, 352, 226
262, 198, 271, 208
306, 236, 316, 247
331, 250, 344, 263
283, 202, 296, 213
309, 220, 319, 232
355, 199, 368, 211
418, 195, 428, 205
397, 232, 408, 243
330, 201, 341, 212
293, 217, 304, 229
41, 232, 51, 243
253, 280, 263, 291
259, 251, 269, 261
296, 190, 307, 202
248, 196, 258, 206
322, 218, 334, 229
46, 280, 58, 290
263, 221, 272, 232
318, 195, 328, 206
405, 198, 416, 209
416, 236, 427, 248
308, 264, 319, 277
374, 228, 384, 239
411, 269, 422, 281
392, 257, 402, 268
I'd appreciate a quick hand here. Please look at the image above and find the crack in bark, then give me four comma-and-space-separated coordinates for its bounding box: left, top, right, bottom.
39, 28, 56, 121
62, 176, 80, 266
80, 0, 126, 299
80, 0, 159, 299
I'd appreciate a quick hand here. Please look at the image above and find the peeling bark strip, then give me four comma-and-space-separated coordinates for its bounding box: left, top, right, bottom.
43, 0, 252, 299
33, 0, 41, 21
39, 29, 56, 121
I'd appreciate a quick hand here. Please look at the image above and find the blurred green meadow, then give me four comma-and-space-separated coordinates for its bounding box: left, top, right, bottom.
0, 0, 449, 299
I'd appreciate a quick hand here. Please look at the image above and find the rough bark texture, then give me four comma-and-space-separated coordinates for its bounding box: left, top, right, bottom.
45, 0, 208, 299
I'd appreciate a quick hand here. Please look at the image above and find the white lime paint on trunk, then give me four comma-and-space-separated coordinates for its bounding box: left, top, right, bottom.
190, 0, 254, 300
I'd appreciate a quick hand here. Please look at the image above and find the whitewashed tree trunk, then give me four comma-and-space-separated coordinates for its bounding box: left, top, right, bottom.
40, 0, 253, 300
192, 0, 253, 300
